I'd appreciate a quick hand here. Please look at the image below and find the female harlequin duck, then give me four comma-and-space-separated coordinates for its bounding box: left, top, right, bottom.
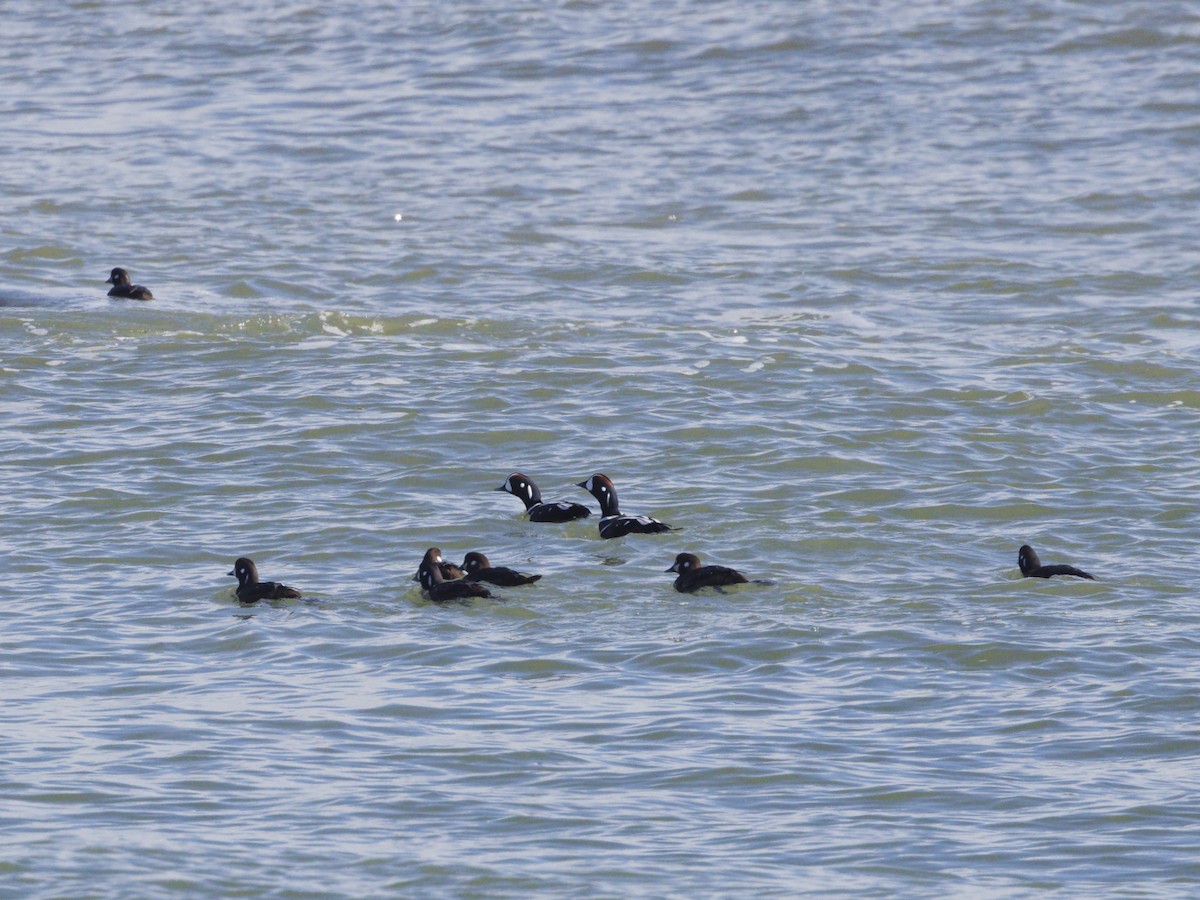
410, 558, 465, 583
576, 473, 672, 539
460, 551, 542, 587
1018, 544, 1095, 580
228, 557, 302, 603
418, 548, 493, 602
496, 473, 591, 522
105, 267, 154, 300
665, 552, 748, 593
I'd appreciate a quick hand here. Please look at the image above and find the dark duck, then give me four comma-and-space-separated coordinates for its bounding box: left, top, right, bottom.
228, 557, 302, 603
665, 552, 748, 593
411, 558, 465, 583
1018, 544, 1095, 580
576, 473, 672, 539
460, 551, 542, 587
496, 473, 591, 522
418, 548, 493, 602
105, 267, 154, 300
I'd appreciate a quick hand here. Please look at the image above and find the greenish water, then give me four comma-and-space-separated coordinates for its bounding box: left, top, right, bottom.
3, 2, 1200, 895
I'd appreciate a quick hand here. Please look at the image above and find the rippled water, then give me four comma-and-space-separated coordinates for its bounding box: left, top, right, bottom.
4, 1, 1200, 895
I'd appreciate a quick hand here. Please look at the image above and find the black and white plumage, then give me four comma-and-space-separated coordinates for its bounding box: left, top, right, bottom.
460, 551, 542, 587
496, 473, 592, 522
228, 557, 302, 603
575, 473, 672, 539
665, 552, 748, 593
418, 547, 493, 602
105, 267, 154, 300
1018, 544, 1095, 580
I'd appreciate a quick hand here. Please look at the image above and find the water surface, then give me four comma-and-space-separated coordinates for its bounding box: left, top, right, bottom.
3, 2, 1200, 895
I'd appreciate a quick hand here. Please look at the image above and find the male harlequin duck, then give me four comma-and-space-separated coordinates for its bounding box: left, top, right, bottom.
665, 552, 749, 593
418, 548, 493, 602
460, 551, 542, 587
228, 557, 302, 603
576, 473, 672, 539
105, 267, 154, 300
496, 473, 592, 522
1018, 544, 1095, 580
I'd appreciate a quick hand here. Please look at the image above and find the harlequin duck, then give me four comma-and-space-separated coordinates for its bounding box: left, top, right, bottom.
418, 547, 493, 602
228, 557, 302, 603
460, 551, 542, 587
1018, 544, 1095, 580
105, 267, 154, 300
665, 552, 748, 593
410, 558, 465, 583
576, 473, 672, 539
496, 473, 591, 522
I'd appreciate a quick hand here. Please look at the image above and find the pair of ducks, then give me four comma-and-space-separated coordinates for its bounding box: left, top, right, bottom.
498, 472, 672, 539
416, 548, 541, 602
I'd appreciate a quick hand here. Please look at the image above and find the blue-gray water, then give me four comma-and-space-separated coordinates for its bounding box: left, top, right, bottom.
4, 2, 1200, 895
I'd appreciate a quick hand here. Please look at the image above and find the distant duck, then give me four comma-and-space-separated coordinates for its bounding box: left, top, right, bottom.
496, 473, 592, 522
665, 552, 748, 593
576, 473, 672, 539
418, 547, 493, 602
228, 557, 302, 603
460, 551, 542, 587
1018, 544, 1095, 580
105, 267, 154, 300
